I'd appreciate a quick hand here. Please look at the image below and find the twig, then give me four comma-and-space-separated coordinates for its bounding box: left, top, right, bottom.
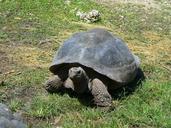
163, 66, 171, 72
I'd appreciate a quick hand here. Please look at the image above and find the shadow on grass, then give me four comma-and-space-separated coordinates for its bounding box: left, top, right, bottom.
47, 68, 145, 108
109, 68, 145, 100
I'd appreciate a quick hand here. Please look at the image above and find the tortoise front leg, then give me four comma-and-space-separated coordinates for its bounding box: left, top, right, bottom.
89, 78, 112, 107
44, 75, 64, 93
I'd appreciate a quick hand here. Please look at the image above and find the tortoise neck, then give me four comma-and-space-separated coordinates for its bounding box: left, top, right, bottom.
71, 75, 89, 94
72, 75, 89, 85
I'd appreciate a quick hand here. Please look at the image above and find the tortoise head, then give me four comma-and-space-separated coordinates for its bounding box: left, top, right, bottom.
68, 67, 89, 93
68, 67, 87, 81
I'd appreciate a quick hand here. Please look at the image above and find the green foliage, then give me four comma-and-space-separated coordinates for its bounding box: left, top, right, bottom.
9, 99, 24, 112
29, 94, 85, 118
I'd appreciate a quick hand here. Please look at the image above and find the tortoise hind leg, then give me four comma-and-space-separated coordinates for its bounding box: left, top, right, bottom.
89, 78, 112, 107
44, 75, 64, 93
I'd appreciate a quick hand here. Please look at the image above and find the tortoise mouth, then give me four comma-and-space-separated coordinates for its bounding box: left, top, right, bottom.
68, 66, 85, 81
69, 74, 82, 81
70, 74, 81, 78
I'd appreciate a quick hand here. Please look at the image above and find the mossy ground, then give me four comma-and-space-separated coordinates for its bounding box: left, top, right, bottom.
0, 0, 171, 127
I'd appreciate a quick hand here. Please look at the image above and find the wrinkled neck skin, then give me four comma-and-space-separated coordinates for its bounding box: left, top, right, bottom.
72, 75, 89, 85
71, 73, 89, 94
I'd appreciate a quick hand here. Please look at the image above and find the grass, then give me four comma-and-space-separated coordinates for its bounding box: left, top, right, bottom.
0, 0, 171, 128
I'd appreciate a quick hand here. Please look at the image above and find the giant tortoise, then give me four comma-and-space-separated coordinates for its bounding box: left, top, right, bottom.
44, 28, 140, 107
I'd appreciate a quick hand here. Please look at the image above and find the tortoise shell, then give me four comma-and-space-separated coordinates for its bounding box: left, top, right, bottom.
50, 28, 139, 84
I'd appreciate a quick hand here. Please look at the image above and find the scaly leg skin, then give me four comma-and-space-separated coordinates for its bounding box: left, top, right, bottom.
44, 75, 64, 93
90, 78, 112, 107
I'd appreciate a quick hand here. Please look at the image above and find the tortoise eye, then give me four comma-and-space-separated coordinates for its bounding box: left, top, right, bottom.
77, 70, 81, 74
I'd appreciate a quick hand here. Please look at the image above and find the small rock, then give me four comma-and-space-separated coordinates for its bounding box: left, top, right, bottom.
76, 10, 100, 23
0, 103, 27, 128
0, 103, 13, 120
0, 117, 14, 128
11, 120, 27, 128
